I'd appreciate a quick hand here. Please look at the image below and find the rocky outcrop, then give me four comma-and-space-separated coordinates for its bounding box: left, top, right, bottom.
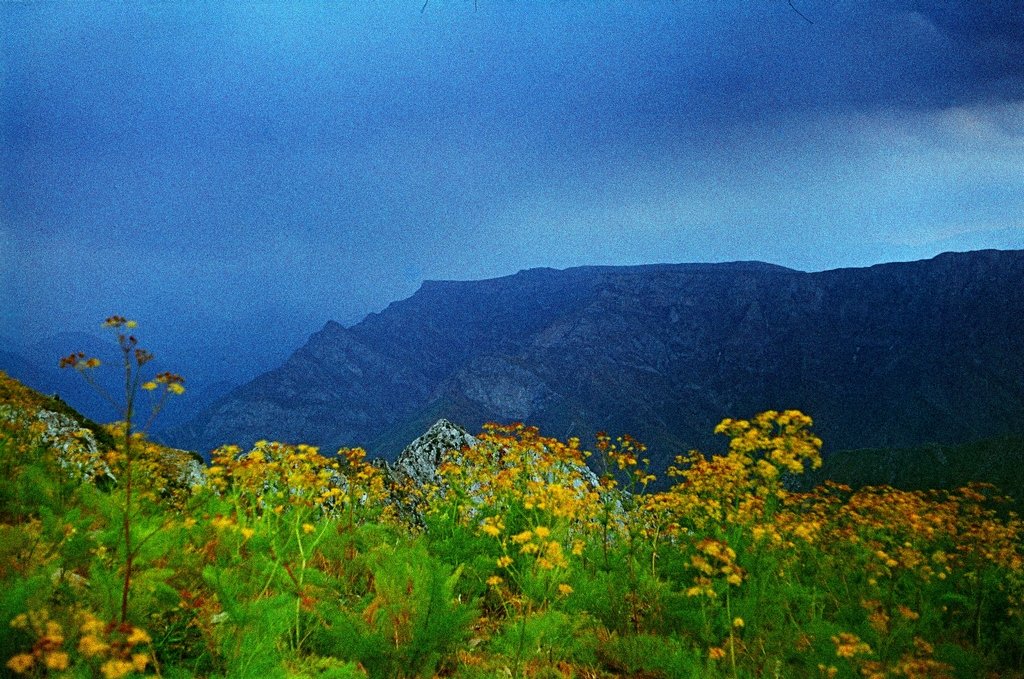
390, 419, 478, 488
158, 447, 206, 492
382, 418, 600, 524
171, 250, 1024, 473
33, 408, 112, 481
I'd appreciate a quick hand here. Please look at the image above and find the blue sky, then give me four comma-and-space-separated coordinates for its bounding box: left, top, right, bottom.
2, 1, 1023, 380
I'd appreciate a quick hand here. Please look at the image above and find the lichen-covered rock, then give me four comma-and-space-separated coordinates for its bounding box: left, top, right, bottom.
0, 403, 114, 483
37, 408, 113, 481
390, 418, 478, 488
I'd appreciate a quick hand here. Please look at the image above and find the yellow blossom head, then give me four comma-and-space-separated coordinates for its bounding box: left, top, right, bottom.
6, 654, 34, 674
44, 652, 70, 671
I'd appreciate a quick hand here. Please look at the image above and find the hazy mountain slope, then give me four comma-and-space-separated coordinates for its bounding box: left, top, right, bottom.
0, 332, 239, 433
0, 333, 124, 424
170, 251, 1024, 467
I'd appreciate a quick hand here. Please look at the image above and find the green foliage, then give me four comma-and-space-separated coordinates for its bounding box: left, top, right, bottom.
0, 574, 49, 666
309, 542, 476, 678
202, 562, 295, 678
489, 609, 599, 669
595, 632, 704, 678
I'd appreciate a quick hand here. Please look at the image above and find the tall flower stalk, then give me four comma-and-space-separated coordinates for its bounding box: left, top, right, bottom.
60, 316, 185, 622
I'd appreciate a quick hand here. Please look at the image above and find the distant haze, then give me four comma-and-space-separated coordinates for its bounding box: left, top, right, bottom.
3, 2, 1023, 380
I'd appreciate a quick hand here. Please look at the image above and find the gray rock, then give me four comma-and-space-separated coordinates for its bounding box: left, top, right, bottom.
391, 418, 478, 488
34, 407, 112, 481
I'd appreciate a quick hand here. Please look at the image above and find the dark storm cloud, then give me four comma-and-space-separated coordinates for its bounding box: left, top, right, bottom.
1, 1, 1022, 383
915, 0, 1024, 97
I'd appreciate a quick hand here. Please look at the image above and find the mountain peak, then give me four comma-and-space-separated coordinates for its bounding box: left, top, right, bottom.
322, 320, 345, 332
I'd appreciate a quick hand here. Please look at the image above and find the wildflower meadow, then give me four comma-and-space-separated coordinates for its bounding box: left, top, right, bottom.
1, 320, 1021, 677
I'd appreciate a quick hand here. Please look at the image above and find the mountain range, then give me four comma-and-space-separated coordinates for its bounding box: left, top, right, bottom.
166, 249, 1024, 472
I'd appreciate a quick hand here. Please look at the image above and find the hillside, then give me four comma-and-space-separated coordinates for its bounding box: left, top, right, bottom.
167, 250, 1024, 465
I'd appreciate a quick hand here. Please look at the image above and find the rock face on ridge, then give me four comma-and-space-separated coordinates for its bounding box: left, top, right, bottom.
169, 250, 1024, 473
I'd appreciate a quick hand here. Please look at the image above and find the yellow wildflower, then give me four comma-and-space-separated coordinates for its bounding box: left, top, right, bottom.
79, 613, 105, 635
481, 524, 502, 537
832, 633, 871, 659
100, 658, 135, 679
512, 530, 533, 544
558, 583, 573, 596
897, 605, 920, 620
126, 627, 151, 645
44, 651, 70, 671
79, 635, 110, 657
132, 653, 149, 671
6, 654, 34, 674
44, 620, 64, 644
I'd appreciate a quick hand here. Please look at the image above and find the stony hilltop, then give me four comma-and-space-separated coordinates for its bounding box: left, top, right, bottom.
168, 249, 1024, 469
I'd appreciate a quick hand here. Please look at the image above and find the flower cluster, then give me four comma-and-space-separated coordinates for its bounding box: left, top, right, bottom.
686, 538, 744, 598
7, 609, 153, 678
205, 440, 385, 520
436, 423, 601, 523
141, 371, 186, 396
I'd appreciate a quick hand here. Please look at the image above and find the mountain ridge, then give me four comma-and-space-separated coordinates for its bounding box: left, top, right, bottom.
167, 249, 1024, 468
